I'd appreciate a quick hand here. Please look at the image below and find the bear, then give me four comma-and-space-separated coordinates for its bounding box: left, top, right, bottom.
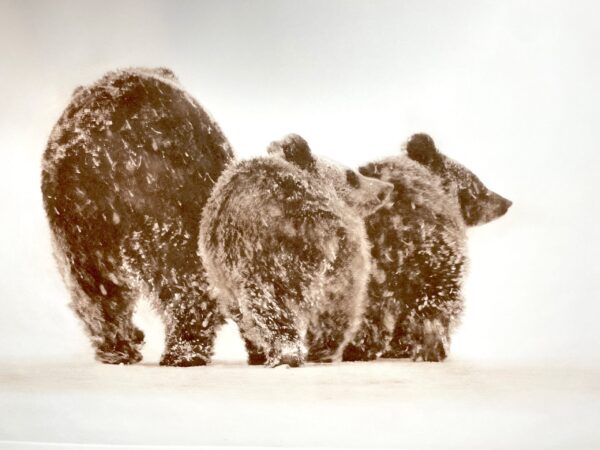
198, 134, 394, 367
342, 133, 512, 362
41, 67, 234, 366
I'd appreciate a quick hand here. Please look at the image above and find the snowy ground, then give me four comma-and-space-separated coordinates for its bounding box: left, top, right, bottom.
2, 322, 600, 450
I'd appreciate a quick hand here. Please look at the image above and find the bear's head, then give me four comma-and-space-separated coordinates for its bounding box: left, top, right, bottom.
267, 134, 393, 217
404, 133, 512, 226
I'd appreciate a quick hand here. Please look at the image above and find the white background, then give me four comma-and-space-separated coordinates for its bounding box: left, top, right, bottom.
0, 1, 599, 448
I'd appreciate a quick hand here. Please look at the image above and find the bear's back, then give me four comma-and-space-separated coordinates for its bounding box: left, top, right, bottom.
364, 156, 461, 222
361, 155, 467, 307
42, 68, 233, 254
201, 157, 354, 279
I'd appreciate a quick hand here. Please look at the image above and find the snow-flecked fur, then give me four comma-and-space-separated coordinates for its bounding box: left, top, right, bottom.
343, 133, 512, 362
199, 134, 393, 367
41, 67, 234, 366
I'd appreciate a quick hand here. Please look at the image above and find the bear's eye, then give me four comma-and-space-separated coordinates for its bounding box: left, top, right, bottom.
346, 170, 360, 189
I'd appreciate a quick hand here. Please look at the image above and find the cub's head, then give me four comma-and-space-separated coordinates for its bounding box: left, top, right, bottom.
406, 133, 512, 226
267, 134, 393, 217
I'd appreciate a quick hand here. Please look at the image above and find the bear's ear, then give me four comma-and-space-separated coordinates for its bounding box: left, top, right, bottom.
154, 67, 178, 81
406, 133, 439, 165
267, 133, 316, 171
72, 85, 85, 97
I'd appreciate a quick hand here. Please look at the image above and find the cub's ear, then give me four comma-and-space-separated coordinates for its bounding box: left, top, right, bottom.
267, 133, 316, 171
406, 133, 439, 165
358, 162, 378, 178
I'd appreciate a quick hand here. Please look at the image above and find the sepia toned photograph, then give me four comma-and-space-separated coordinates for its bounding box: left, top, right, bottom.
1, 0, 598, 448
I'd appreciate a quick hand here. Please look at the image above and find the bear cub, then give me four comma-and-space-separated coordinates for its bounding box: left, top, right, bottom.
41, 67, 234, 366
343, 133, 512, 362
199, 134, 393, 367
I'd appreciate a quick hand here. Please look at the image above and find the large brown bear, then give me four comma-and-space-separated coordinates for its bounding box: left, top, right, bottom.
343, 133, 512, 362
41, 67, 234, 366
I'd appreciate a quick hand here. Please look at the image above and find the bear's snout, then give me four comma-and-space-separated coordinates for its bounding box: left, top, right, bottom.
495, 194, 512, 217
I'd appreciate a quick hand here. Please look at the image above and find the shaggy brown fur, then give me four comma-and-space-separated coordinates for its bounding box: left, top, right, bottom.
41, 67, 234, 366
343, 134, 511, 362
199, 134, 393, 367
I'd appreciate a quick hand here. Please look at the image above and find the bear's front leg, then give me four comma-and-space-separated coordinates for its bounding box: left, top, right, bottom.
384, 314, 449, 362
341, 332, 380, 362
415, 318, 449, 362
157, 278, 221, 367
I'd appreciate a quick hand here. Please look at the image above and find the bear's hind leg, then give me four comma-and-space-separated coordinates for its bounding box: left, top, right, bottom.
238, 278, 307, 368
380, 318, 413, 359
342, 299, 398, 362
68, 268, 143, 365
243, 338, 267, 366
157, 273, 222, 367
307, 311, 350, 363
308, 288, 371, 363
383, 245, 463, 362
342, 327, 382, 362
